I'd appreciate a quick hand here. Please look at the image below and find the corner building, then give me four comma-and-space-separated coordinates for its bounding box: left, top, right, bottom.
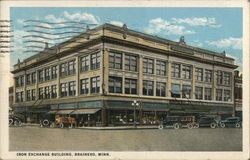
12, 24, 237, 125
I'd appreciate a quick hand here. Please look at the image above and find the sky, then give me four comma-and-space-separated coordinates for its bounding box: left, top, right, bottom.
10, 7, 243, 71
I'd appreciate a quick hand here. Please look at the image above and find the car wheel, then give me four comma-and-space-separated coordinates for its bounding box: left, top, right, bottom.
235, 123, 241, 128
173, 123, 180, 129
194, 123, 199, 129
210, 123, 217, 129
187, 123, 193, 129
158, 125, 164, 130
60, 123, 64, 128
17, 120, 22, 127
69, 123, 73, 128
42, 119, 49, 126
50, 122, 55, 128
220, 123, 226, 128
9, 119, 13, 126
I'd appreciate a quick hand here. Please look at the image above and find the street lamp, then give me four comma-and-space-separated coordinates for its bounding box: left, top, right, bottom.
132, 100, 139, 128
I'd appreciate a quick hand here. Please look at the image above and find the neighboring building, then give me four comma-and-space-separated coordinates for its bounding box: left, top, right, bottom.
234, 70, 242, 118
11, 23, 238, 125
9, 86, 14, 114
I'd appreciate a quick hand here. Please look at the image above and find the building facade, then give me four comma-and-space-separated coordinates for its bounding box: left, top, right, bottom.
234, 70, 242, 118
12, 23, 237, 125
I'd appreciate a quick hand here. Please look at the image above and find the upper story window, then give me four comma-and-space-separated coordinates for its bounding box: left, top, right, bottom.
45, 68, 51, 81
38, 70, 44, 82
26, 90, 31, 101
15, 77, 20, 87
109, 76, 122, 93
217, 71, 223, 85
16, 91, 24, 102
20, 76, 24, 86
182, 65, 191, 79
182, 85, 192, 99
51, 65, 57, 79
91, 52, 100, 70
31, 89, 36, 101
80, 55, 89, 72
91, 76, 100, 93
223, 72, 231, 85
60, 62, 68, 77
195, 68, 203, 81
109, 52, 122, 69
204, 88, 212, 100
195, 86, 203, 100
68, 60, 76, 75
171, 63, 181, 78
31, 72, 36, 84
60, 83, 68, 97
44, 86, 50, 99
171, 83, 181, 98
216, 89, 222, 101
224, 90, 231, 102
38, 88, 44, 99
68, 81, 76, 96
125, 54, 137, 72
51, 85, 57, 98
143, 80, 154, 96
26, 74, 31, 85
143, 58, 154, 74
125, 78, 137, 94
156, 60, 166, 76
205, 69, 212, 83
80, 78, 89, 95
156, 82, 166, 97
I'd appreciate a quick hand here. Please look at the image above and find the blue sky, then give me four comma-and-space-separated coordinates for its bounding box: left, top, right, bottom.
10, 7, 243, 71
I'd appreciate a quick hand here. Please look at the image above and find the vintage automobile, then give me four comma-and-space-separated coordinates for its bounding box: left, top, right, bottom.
39, 114, 55, 128
219, 117, 242, 128
158, 116, 197, 129
55, 116, 77, 128
9, 115, 22, 127
196, 117, 218, 128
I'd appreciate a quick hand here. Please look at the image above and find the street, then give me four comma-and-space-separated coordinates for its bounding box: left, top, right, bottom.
9, 126, 242, 151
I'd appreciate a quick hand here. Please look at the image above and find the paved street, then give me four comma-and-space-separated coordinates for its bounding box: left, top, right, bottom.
9, 126, 242, 151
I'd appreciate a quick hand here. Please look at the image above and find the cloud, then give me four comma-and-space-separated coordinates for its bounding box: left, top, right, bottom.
63, 11, 100, 24
189, 40, 203, 47
17, 19, 25, 25
109, 21, 123, 27
206, 37, 242, 50
145, 18, 195, 35
171, 17, 221, 28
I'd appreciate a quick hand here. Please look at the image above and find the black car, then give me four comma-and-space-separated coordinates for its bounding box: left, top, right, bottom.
158, 116, 196, 129
219, 117, 242, 128
196, 117, 218, 128
39, 114, 55, 128
9, 115, 22, 127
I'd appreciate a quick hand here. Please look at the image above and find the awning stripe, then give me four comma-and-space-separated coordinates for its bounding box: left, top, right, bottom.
71, 108, 100, 114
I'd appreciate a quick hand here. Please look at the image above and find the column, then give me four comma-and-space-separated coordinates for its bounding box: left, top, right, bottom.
122, 52, 125, 94
57, 62, 60, 98
167, 61, 171, 97
23, 73, 27, 102
153, 59, 157, 96
102, 49, 109, 94
138, 55, 143, 96
35, 70, 39, 99
75, 56, 79, 96
191, 65, 196, 99
212, 67, 216, 101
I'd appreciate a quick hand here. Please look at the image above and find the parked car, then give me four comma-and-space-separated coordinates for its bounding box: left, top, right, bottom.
39, 114, 55, 128
9, 115, 22, 127
196, 117, 218, 128
219, 117, 242, 128
158, 116, 197, 129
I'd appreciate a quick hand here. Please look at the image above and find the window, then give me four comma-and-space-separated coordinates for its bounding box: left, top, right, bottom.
44, 86, 50, 99
125, 78, 137, 94
31, 89, 36, 101
143, 58, 154, 74
60, 63, 68, 77
68, 60, 76, 75
156, 82, 166, 97
45, 68, 51, 81
204, 88, 212, 100
217, 71, 223, 85
195, 68, 203, 81
31, 72, 36, 83
143, 80, 154, 96
51, 66, 57, 79
171, 63, 180, 78
171, 84, 181, 98
15, 92, 20, 102
182, 65, 191, 79
38, 88, 44, 99
125, 54, 137, 71
51, 85, 57, 98
26, 90, 31, 101
223, 72, 231, 85
20, 91, 24, 102
182, 85, 192, 99
224, 90, 231, 101
26, 74, 31, 85
15, 77, 20, 87
216, 89, 222, 101
20, 76, 24, 86
91, 52, 100, 70
60, 83, 68, 97
205, 69, 212, 82
91, 76, 100, 93
80, 55, 89, 72
80, 79, 89, 95
38, 70, 44, 82
109, 77, 122, 93
156, 60, 166, 76
109, 52, 122, 69
195, 87, 203, 100
68, 81, 76, 96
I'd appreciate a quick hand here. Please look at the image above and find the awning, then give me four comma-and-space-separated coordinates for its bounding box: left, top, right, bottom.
71, 108, 100, 114
142, 108, 169, 112
47, 110, 58, 114
56, 110, 74, 114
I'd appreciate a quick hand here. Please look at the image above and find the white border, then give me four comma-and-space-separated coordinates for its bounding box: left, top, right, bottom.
0, 0, 249, 160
